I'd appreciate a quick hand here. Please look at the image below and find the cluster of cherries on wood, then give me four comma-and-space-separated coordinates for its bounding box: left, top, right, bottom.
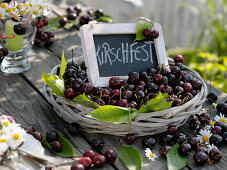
63, 55, 202, 110
58, 5, 108, 28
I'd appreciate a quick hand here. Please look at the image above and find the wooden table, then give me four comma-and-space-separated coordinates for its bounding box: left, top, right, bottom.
1, 1, 227, 169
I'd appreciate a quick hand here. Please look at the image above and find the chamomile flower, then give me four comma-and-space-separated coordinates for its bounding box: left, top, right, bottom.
0, 115, 15, 124
6, 126, 26, 150
209, 121, 215, 127
0, 119, 11, 128
207, 144, 218, 152
10, 8, 21, 20
0, 136, 9, 156
197, 129, 212, 144
145, 148, 158, 161
214, 113, 227, 124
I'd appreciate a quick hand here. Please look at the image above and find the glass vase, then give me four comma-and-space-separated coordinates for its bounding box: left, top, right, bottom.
0, 17, 36, 74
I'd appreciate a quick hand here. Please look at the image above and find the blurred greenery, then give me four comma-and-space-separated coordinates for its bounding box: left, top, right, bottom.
170, 0, 227, 93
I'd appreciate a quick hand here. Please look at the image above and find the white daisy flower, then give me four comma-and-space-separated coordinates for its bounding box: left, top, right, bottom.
197, 129, 212, 144
208, 121, 215, 127
10, 8, 21, 20
0, 119, 11, 128
0, 115, 15, 124
214, 113, 227, 124
0, 7, 7, 19
145, 148, 158, 161
0, 136, 9, 156
5, 126, 26, 150
207, 144, 218, 152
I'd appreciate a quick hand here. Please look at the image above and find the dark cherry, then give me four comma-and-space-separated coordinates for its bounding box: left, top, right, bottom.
71, 163, 85, 170
174, 134, 187, 144
78, 157, 92, 168
142, 137, 156, 148
111, 89, 120, 98
168, 74, 176, 83
209, 134, 223, 146
59, 17, 68, 26
122, 90, 133, 100
188, 137, 200, 149
171, 66, 181, 76
96, 98, 105, 106
207, 92, 218, 102
66, 7, 76, 13
128, 72, 140, 84
14, 24, 27, 35
143, 28, 153, 38
222, 132, 227, 143
178, 143, 192, 155
109, 77, 122, 89
90, 138, 105, 151
183, 83, 193, 93
193, 152, 208, 166
51, 141, 63, 152
24, 126, 35, 134
173, 54, 184, 63
146, 68, 156, 76
79, 15, 94, 25
67, 13, 77, 20
105, 149, 117, 163
153, 74, 163, 85
93, 155, 106, 168
147, 83, 158, 93
191, 79, 202, 90
195, 146, 208, 155
72, 78, 85, 89
117, 99, 128, 107
64, 88, 76, 99
150, 29, 159, 39
216, 102, 227, 114
199, 113, 210, 125
211, 126, 222, 135
82, 83, 95, 94
46, 130, 59, 143
2, 48, 8, 56
42, 17, 49, 26
135, 90, 145, 100
174, 86, 184, 95
83, 150, 96, 159
32, 132, 43, 141
177, 81, 184, 87
74, 6, 82, 15
160, 134, 174, 145
94, 9, 104, 18
159, 145, 171, 158
125, 134, 136, 145
100, 88, 110, 98
67, 123, 80, 136
35, 20, 44, 29
167, 126, 178, 135
209, 149, 222, 162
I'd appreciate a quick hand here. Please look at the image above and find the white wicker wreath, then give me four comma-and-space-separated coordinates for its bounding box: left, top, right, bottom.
43, 57, 208, 137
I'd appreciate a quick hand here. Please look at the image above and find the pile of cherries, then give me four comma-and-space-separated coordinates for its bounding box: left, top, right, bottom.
63, 54, 202, 110
71, 146, 117, 170
0, 47, 9, 62
59, 5, 110, 28
33, 17, 55, 48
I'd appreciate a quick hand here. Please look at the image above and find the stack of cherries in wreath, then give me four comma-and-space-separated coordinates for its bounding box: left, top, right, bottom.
63, 55, 202, 110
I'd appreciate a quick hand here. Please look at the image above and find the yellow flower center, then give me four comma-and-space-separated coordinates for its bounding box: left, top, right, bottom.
13, 133, 20, 140
12, 14, 18, 19
0, 138, 6, 143
202, 135, 209, 142
39, 5, 44, 9
3, 121, 9, 127
1, 3, 7, 8
6, 8, 12, 13
219, 118, 226, 123
17, 5, 22, 10
149, 153, 154, 158
11, 7, 16, 11
0, 13, 3, 18
29, 4, 33, 7
209, 122, 215, 126
33, 10, 39, 15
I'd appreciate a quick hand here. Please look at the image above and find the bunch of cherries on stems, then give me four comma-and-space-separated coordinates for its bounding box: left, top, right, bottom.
63, 54, 202, 110
59, 5, 109, 28
33, 17, 55, 48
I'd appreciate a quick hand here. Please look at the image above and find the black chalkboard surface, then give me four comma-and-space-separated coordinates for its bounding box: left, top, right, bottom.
93, 34, 158, 77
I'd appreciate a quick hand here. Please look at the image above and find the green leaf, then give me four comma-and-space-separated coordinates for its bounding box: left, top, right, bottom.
64, 20, 77, 30
43, 135, 75, 158
138, 93, 173, 113
41, 72, 65, 96
97, 15, 113, 23
59, 50, 66, 79
44, 16, 61, 31
118, 146, 142, 170
135, 20, 153, 41
88, 105, 138, 124
167, 144, 187, 170
73, 93, 90, 100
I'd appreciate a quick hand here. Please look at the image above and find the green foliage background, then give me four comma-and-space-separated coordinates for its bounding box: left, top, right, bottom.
170, 0, 227, 93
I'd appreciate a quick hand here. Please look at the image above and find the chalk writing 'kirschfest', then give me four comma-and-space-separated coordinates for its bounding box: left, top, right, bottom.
96, 41, 154, 66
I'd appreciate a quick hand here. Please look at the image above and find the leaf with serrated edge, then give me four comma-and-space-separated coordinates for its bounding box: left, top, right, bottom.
135, 20, 153, 41
43, 135, 75, 158
41, 73, 65, 96
167, 144, 187, 170
88, 105, 138, 124
118, 146, 142, 170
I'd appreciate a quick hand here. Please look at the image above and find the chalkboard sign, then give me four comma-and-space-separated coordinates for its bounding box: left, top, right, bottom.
80, 23, 168, 87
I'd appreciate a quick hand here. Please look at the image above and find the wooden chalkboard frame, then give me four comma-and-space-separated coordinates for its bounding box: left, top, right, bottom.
80, 23, 168, 87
